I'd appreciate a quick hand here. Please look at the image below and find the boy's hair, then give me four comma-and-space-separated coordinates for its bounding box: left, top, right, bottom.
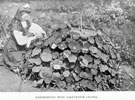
14, 4, 31, 21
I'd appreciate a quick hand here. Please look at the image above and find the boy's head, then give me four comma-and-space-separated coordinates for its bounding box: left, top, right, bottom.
15, 4, 32, 21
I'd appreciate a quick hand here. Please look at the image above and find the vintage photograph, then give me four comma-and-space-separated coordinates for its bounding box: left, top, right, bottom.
0, 0, 135, 93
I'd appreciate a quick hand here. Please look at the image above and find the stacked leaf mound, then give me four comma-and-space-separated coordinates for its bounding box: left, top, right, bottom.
17, 19, 121, 91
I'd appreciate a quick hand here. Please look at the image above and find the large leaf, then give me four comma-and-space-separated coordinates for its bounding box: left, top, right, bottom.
68, 40, 81, 53
40, 49, 52, 62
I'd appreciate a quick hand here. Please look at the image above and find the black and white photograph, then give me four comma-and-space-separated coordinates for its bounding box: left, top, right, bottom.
0, 0, 135, 99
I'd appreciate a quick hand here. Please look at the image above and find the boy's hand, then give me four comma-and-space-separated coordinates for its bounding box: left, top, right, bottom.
27, 33, 34, 37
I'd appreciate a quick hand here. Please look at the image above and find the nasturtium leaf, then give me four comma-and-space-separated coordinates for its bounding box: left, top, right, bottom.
103, 44, 109, 53
91, 69, 98, 75
45, 78, 52, 84
89, 46, 98, 54
52, 72, 61, 80
58, 42, 67, 50
84, 54, 93, 63
109, 78, 116, 85
82, 42, 91, 53
51, 59, 63, 70
79, 80, 90, 88
25, 50, 32, 59
55, 37, 62, 44
95, 36, 103, 49
31, 47, 41, 57
67, 85, 75, 91
39, 67, 52, 79
110, 69, 117, 77
91, 64, 98, 69
74, 66, 82, 74
77, 29, 97, 39
40, 49, 52, 62
28, 58, 41, 65
57, 81, 66, 88
43, 39, 49, 47
99, 64, 108, 72
63, 50, 71, 58
65, 76, 74, 83
71, 72, 80, 81
94, 59, 101, 65
52, 52, 59, 59
60, 29, 69, 39
80, 80, 95, 90
88, 64, 92, 68
97, 30, 102, 35
109, 49, 116, 59
97, 51, 109, 62
63, 70, 70, 78
79, 72, 90, 79
88, 37, 95, 44
32, 65, 42, 73
70, 32, 80, 40
94, 76, 102, 83
50, 43, 57, 49
68, 54, 77, 63
68, 40, 81, 53
80, 56, 88, 67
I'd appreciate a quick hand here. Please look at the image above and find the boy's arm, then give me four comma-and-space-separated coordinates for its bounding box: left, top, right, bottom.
13, 30, 36, 47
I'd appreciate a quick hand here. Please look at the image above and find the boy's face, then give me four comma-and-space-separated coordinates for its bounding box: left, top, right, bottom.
21, 12, 31, 21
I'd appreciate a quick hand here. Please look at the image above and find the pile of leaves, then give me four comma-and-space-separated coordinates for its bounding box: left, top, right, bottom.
15, 16, 122, 91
